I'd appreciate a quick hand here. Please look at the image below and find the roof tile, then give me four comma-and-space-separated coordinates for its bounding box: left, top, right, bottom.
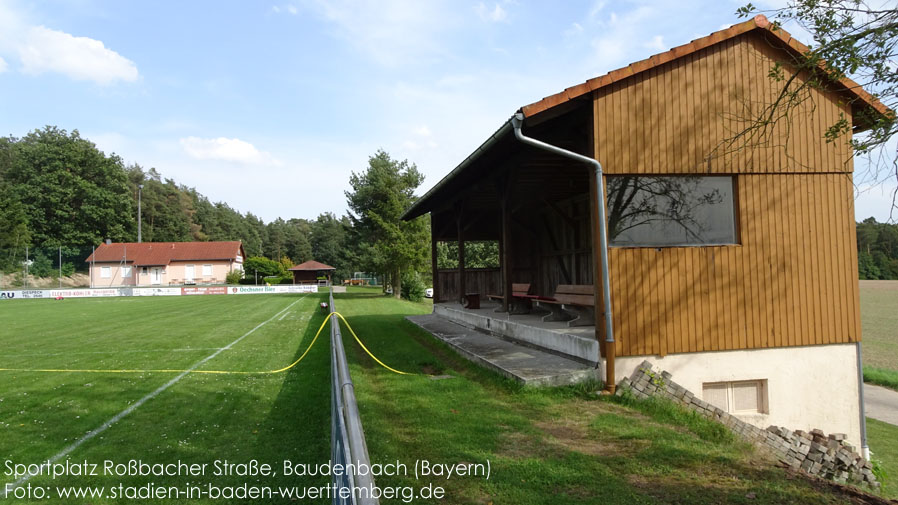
520, 14, 889, 124
85, 241, 244, 266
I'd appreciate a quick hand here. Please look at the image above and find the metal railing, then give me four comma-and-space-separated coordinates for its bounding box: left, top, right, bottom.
330, 289, 379, 505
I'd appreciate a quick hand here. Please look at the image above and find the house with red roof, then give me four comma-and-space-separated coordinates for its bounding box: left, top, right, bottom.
288, 260, 335, 286
85, 241, 245, 287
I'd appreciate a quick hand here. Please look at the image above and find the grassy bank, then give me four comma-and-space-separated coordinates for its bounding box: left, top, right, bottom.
868, 418, 898, 500
864, 366, 898, 391
334, 289, 885, 505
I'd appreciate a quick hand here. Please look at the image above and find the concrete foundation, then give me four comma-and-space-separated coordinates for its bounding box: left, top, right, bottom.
614, 344, 863, 449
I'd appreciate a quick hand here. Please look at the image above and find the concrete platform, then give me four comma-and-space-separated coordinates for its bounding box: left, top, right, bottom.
433, 302, 600, 364
407, 313, 601, 387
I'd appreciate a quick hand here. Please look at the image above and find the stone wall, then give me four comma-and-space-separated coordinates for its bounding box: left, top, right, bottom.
617, 360, 879, 489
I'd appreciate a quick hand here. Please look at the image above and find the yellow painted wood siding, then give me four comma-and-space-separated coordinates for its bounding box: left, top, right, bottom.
592, 32, 861, 357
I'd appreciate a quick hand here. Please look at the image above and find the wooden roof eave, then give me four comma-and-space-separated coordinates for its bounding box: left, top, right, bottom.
402, 117, 515, 220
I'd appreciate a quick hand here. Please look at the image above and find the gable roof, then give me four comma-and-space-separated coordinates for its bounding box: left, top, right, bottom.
289, 260, 336, 271
86, 241, 244, 267
402, 15, 890, 222
521, 14, 889, 125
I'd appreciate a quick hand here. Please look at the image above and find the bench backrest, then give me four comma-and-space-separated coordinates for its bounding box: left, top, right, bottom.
511, 283, 531, 296
553, 284, 595, 306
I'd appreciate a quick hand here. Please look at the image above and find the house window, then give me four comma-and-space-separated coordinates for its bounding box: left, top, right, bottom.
203, 264, 213, 276
141, 267, 148, 275
703, 380, 767, 414
607, 175, 737, 247
122, 266, 132, 277
100, 267, 111, 278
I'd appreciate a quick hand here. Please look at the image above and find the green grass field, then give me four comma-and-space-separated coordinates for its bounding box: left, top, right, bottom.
0, 293, 331, 503
860, 281, 898, 390
2, 286, 894, 504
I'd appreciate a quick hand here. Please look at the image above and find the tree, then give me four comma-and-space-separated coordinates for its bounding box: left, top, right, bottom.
243, 256, 283, 282
736, 3, 896, 212
284, 218, 313, 264
436, 241, 500, 269
3, 126, 135, 247
346, 150, 429, 298
308, 212, 356, 282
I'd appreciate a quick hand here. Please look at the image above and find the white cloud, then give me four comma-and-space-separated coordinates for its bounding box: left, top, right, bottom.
403, 125, 438, 150
287, 4, 298, 14
643, 35, 666, 51
180, 136, 282, 166
17, 25, 137, 85
0, 56, 6, 72
298, 0, 456, 66
475, 2, 507, 22
272, 5, 281, 13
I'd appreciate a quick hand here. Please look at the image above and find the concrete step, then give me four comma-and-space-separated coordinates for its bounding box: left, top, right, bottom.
432, 303, 599, 364
407, 314, 601, 387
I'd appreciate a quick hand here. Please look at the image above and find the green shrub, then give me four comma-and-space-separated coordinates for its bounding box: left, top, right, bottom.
400, 271, 426, 302
61, 262, 75, 277
225, 270, 243, 285
29, 253, 54, 277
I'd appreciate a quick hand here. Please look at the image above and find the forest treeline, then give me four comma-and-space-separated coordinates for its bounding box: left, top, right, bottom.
857, 217, 898, 279
0, 126, 428, 290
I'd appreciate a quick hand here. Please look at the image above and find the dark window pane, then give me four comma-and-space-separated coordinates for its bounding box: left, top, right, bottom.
607, 176, 736, 247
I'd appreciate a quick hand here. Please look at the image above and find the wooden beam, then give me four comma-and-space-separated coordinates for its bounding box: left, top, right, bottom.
456, 200, 466, 304
431, 213, 440, 304
543, 198, 577, 228
497, 175, 512, 313
542, 217, 572, 284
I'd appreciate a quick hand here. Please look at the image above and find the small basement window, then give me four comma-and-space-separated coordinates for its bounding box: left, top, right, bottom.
607, 175, 737, 247
703, 380, 768, 414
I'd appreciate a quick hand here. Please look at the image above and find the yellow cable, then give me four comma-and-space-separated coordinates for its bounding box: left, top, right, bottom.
0, 312, 415, 376
330, 312, 415, 375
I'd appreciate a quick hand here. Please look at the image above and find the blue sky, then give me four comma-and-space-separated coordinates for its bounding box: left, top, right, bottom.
0, 0, 894, 223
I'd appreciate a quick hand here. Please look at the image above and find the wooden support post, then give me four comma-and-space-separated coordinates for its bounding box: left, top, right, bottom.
431, 213, 440, 303
456, 202, 466, 305
500, 182, 512, 314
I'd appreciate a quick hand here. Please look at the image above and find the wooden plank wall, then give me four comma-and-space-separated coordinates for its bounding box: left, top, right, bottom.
437, 268, 501, 302
537, 195, 594, 297
592, 31, 861, 357
594, 32, 853, 176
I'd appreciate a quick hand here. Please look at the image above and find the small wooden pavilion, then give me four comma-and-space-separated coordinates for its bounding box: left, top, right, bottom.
402, 15, 889, 445
289, 260, 335, 286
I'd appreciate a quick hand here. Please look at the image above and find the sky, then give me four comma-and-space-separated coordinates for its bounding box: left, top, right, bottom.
0, 0, 894, 223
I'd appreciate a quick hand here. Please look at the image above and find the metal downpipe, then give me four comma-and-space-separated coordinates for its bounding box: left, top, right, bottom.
856, 341, 870, 460
510, 112, 616, 393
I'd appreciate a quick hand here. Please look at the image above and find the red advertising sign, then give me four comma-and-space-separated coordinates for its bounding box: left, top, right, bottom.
181, 286, 228, 296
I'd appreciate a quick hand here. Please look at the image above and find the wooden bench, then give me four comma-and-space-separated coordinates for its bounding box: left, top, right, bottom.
536, 284, 595, 327
486, 283, 533, 314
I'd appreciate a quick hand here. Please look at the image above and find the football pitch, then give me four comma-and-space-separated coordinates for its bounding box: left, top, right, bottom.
0, 294, 332, 503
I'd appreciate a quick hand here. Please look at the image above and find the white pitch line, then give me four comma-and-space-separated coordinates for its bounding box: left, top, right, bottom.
2, 295, 306, 496
4, 348, 225, 358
